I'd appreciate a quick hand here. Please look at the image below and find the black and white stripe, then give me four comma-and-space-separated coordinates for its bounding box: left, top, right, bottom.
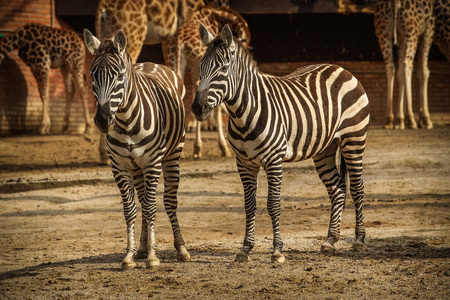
84, 29, 190, 269
193, 24, 370, 262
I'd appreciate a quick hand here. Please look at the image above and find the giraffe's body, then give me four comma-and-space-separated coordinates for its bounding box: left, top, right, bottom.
433, 0, 450, 61
95, 0, 228, 64
374, 0, 449, 130
165, 6, 251, 158
0, 23, 92, 134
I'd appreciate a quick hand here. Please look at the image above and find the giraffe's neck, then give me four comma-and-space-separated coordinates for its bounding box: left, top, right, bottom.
199, 7, 251, 47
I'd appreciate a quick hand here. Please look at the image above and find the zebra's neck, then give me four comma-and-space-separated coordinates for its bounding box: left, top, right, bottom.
225, 46, 266, 131
114, 57, 151, 134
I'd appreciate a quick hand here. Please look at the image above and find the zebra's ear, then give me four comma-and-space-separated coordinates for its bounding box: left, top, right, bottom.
221, 24, 235, 52
83, 29, 101, 55
114, 29, 127, 55
199, 23, 214, 46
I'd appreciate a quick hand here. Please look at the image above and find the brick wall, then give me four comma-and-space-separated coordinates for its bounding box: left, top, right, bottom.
0, 0, 96, 135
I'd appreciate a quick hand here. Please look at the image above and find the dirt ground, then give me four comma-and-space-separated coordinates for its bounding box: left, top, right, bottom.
0, 125, 449, 299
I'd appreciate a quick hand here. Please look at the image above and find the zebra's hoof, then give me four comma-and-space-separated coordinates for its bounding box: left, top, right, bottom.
177, 247, 191, 262
145, 258, 160, 269
353, 241, 367, 252
271, 251, 285, 263
320, 242, 337, 254
234, 251, 250, 262
121, 260, 136, 270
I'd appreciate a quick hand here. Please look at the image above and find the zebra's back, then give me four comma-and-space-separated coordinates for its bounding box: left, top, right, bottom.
251, 63, 370, 163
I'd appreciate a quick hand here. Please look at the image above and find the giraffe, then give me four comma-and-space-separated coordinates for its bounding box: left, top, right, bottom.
95, 0, 229, 64
94, 0, 228, 163
0, 23, 92, 135
165, 6, 251, 158
433, 0, 450, 61
374, 0, 449, 130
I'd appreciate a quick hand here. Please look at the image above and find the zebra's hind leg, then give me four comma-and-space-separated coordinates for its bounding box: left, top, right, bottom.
313, 143, 346, 253
341, 138, 367, 252
235, 157, 260, 262
162, 154, 190, 262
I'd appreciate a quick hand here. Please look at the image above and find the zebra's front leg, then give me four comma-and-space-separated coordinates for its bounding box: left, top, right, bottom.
265, 162, 285, 263
163, 156, 190, 262
142, 168, 162, 269
235, 159, 259, 262
115, 173, 138, 270
134, 173, 150, 259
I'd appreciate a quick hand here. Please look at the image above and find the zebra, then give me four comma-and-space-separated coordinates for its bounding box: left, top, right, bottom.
83, 29, 190, 269
192, 24, 370, 263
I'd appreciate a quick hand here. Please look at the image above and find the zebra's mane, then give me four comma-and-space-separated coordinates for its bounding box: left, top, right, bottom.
93, 39, 131, 68
205, 35, 258, 73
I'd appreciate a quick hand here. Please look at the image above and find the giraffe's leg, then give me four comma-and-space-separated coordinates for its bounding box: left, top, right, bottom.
61, 68, 75, 132
217, 104, 231, 157
264, 158, 285, 263
313, 142, 346, 253
142, 163, 162, 269
417, 20, 434, 129
162, 151, 190, 262
235, 157, 260, 262
396, 12, 419, 129
401, 61, 417, 129
374, 1, 395, 129
193, 119, 202, 159
71, 65, 93, 134
113, 168, 138, 270
98, 133, 109, 164
31, 65, 51, 135
395, 68, 406, 130
384, 63, 396, 129
189, 64, 204, 159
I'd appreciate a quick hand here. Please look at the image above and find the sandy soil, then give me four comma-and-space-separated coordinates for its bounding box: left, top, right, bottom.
0, 127, 449, 299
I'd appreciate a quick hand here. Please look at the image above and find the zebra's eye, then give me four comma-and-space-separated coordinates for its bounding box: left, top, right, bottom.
117, 73, 124, 81
221, 65, 229, 72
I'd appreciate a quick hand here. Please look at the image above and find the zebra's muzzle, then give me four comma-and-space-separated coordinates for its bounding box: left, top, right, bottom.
192, 89, 213, 121
94, 106, 113, 133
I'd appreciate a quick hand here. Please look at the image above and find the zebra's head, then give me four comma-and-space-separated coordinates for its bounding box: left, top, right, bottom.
83, 29, 128, 133
192, 24, 237, 121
